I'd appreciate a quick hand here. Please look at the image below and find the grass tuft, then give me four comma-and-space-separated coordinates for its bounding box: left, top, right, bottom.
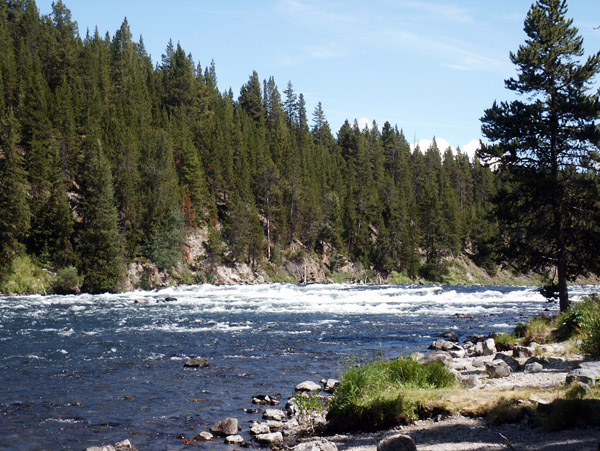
326, 358, 455, 432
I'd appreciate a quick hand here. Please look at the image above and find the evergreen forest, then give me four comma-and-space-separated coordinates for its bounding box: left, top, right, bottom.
0, 0, 582, 294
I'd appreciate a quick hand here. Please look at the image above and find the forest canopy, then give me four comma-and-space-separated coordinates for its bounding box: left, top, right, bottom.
2, 0, 592, 296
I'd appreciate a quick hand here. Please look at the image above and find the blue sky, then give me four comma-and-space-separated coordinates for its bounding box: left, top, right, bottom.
37, 0, 600, 158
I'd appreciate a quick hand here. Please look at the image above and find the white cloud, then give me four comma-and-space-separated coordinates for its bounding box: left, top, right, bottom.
462, 139, 481, 160
410, 137, 481, 161
357, 117, 370, 130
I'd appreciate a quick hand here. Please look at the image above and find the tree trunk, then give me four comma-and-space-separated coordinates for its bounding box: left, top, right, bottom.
558, 244, 569, 312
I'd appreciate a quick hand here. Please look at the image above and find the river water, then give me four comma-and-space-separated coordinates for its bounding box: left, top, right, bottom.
0, 283, 596, 450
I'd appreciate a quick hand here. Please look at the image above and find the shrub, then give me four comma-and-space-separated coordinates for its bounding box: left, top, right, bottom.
523, 318, 552, 345
327, 358, 455, 432
555, 295, 600, 341
580, 312, 600, 359
53, 266, 81, 294
291, 392, 325, 415
0, 255, 54, 294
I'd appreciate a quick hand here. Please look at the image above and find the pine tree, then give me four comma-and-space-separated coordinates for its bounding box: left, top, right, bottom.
76, 138, 123, 293
479, 0, 600, 311
0, 112, 31, 278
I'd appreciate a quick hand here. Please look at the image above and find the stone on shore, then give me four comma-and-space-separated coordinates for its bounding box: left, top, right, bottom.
494, 352, 520, 372
567, 368, 599, 386
525, 362, 543, 373
250, 422, 271, 435
423, 351, 453, 366
296, 380, 322, 392
377, 433, 417, 451
485, 359, 512, 378
321, 378, 340, 393
184, 357, 209, 368
429, 339, 459, 352
293, 439, 338, 450
210, 417, 239, 436
256, 431, 284, 445
513, 345, 536, 358
473, 338, 496, 356
263, 408, 286, 421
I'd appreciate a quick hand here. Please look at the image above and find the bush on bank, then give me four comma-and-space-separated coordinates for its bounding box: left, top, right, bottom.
326, 357, 455, 431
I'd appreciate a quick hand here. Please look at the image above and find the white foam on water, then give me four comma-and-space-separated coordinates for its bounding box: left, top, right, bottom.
1, 284, 597, 322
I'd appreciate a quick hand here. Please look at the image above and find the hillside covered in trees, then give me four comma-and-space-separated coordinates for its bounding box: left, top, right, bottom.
0, 0, 503, 294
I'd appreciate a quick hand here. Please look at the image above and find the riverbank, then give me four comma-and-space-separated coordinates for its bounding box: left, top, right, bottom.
304, 328, 600, 450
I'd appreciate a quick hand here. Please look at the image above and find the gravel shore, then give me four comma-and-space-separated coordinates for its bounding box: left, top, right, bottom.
315, 343, 600, 450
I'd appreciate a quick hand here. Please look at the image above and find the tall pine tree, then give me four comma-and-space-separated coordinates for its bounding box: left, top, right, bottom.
479, 0, 600, 311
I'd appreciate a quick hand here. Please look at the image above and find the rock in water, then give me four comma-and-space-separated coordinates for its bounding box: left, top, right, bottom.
224, 435, 244, 445
377, 434, 417, 451
184, 357, 209, 368
263, 408, 286, 421
256, 432, 284, 445
194, 432, 213, 441
295, 380, 322, 392
293, 439, 338, 450
442, 331, 459, 342
86, 440, 138, 451
250, 422, 270, 435
210, 417, 239, 436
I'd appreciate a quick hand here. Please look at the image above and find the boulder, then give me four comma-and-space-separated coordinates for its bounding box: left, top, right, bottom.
250, 422, 270, 435
184, 357, 209, 368
485, 359, 512, 378
513, 345, 536, 359
224, 435, 244, 445
494, 352, 520, 372
293, 439, 338, 451
474, 338, 496, 356
296, 380, 322, 392
449, 348, 466, 359
423, 351, 452, 366
442, 331, 459, 342
566, 368, 599, 386
321, 378, 340, 393
377, 433, 417, 451
210, 417, 239, 436
256, 432, 284, 445
429, 339, 458, 351
461, 374, 481, 389
266, 420, 284, 430
263, 408, 286, 421
525, 362, 543, 373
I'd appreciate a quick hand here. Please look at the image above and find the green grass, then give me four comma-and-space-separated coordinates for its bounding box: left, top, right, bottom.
494, 332, 518, 351
387, 271, 414, 285
326, 357, 455, 432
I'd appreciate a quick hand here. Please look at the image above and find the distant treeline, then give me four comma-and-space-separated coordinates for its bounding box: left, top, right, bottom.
0, 1, 499, 293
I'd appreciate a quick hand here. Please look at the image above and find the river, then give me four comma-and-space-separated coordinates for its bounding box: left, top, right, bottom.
0, 283, 596, 450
